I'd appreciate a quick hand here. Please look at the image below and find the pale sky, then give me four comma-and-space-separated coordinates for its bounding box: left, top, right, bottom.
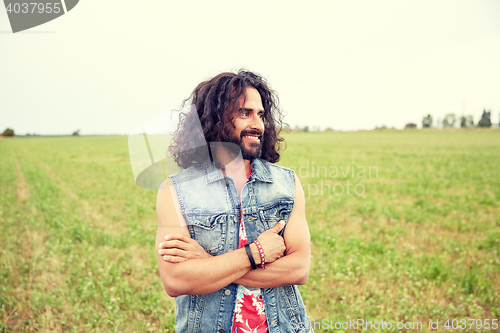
1, 0, 499, 135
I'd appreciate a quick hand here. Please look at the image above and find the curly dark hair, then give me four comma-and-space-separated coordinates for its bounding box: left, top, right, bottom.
168, 70, 286, 169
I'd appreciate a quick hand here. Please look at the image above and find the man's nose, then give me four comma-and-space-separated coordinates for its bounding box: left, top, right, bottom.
250, 113, 264, 132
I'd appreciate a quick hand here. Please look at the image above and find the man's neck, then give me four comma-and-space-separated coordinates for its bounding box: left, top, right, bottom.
213, 143, 252, 180
244, 159, 251, 176
220, 155, 251, 179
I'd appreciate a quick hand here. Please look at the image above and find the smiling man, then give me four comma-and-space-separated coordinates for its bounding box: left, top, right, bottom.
156, 70, 312, 333
227, 86, 265, 161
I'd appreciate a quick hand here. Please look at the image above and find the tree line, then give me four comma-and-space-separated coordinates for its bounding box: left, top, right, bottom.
419, 109, 497, 129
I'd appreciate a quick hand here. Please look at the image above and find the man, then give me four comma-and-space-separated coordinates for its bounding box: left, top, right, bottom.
156, 70, 312, 333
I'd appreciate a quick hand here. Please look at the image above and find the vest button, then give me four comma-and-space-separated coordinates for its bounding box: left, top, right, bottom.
224, 289, 231, 296
219, 329, 225, 333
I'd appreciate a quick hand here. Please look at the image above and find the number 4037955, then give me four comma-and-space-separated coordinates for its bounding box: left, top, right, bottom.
5, 3, 62, 14
444, 318, 498, 330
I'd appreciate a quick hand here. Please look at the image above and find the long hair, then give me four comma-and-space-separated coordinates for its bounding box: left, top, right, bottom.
169, 70, 286, 169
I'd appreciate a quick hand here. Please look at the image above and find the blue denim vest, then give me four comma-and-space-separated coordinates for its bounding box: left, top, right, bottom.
169, 158, 312, 333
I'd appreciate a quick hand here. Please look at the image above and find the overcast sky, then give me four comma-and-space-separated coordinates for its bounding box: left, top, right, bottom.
1, 0, 499, 135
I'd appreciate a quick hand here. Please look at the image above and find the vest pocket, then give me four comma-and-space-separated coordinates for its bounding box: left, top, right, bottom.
259, 202, 293, 232
187, 213, 227, 255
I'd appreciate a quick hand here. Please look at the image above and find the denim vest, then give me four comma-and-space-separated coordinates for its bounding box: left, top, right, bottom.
169, 158, 312, 333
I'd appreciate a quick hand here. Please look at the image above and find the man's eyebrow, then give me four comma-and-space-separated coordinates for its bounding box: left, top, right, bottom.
238, 107, 265, 112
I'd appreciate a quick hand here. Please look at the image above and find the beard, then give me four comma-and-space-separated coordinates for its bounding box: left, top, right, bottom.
230, 129, 263, 160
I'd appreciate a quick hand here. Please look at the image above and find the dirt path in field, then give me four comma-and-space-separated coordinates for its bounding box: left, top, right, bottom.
15, 158, 30, 200
8, 157, 56, 331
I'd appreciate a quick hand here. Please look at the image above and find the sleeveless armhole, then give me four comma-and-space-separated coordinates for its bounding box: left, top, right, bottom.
166, 178, 188, 228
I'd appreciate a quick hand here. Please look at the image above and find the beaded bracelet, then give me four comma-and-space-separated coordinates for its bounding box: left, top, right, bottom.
253, 240, 266, 269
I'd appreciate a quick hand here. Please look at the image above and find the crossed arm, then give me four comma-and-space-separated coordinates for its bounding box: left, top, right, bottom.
155, 174, 310, 297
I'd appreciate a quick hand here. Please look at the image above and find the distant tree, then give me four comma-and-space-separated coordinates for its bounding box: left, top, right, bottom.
375, 125, 388, 130
460, 116, 466, 128
477, 109, 491, 128
72, 129, 80, 136
324, 127, 334, 132
460, 115, 474, 128
404, 123, 417, 129
466, 115, 474, 128
442, 114, 456, 128
422, 114, 433, 128
1, 128, 14, 136
303, 126, 309, 132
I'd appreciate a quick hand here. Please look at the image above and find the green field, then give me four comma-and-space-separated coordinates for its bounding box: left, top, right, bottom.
1, 130, 499, 332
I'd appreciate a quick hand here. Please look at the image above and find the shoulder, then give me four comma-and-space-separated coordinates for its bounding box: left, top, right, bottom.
163, 166, 202, 203
168, 165, 205, 184
259, 158, 295, 175
264, 160, 294, 173
259, 159, 296, 187
170, 165, 199, 177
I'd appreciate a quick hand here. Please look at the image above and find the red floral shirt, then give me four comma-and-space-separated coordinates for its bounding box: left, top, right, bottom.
232, 166, 268, 333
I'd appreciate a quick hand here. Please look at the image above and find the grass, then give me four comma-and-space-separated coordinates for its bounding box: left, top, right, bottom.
0, 129, 499, 332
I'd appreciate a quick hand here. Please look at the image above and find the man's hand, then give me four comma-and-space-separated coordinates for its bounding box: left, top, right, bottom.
256, 220, 286, 263
158, 234, 212, 263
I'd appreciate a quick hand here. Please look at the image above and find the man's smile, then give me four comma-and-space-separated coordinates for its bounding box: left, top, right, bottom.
240, 130, 262, 145
243, 134, 261, 143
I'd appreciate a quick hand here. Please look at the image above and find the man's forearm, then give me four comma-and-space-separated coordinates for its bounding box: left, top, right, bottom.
161, 245, 257, 296
232, 252, 309, 288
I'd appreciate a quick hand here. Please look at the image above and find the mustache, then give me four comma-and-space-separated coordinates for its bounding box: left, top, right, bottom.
240, 130, 263, 139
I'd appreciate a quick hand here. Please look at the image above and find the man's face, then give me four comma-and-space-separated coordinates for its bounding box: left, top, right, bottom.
228, 87, 265, 160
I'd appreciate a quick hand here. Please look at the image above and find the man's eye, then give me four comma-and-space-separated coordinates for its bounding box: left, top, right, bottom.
240, 111, 249, 117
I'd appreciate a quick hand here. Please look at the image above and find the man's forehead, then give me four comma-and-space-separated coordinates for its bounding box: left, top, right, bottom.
238, 88, 262, 105
227, 87, 260, 110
